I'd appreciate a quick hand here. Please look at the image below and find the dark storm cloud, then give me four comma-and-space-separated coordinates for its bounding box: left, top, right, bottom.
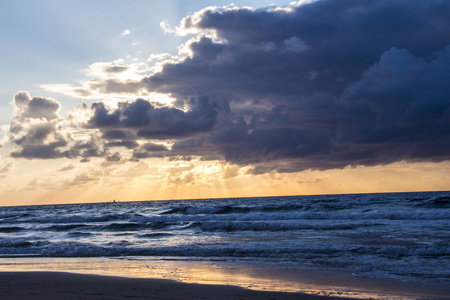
87, 96, 219, 139
131, 142, 169, 159
10, 123, 70, 159
8, 0, 450, 172
102, 129, 130, 140
142, 143, 168, 152
147, 0, 450, 100
169, 46, 450, 170
10, 141, 68, 159
105, 140, 139, 149
340, 46, 450, 162
140, 0, 450, 171
71, 135, 106, 160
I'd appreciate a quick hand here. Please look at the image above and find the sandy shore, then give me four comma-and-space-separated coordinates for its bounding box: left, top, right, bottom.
0, 271, 352, 300
2, 258, 450, 299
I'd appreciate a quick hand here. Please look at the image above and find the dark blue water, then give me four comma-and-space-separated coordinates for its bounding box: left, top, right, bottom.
0, 191, 449, 284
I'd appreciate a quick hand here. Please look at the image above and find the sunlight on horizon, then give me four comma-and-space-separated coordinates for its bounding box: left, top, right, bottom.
1, 159, 449, 207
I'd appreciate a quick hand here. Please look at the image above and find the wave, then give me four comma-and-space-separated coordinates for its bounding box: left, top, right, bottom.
376, 245, 450, 257
159, 203, 353, 216
1, 238, 448, 261
101, 222, 144, 231
1, 214, 123, 225
0, 238, 51, 249
167, 210, 450, 221
6, 213, 446, 235
0, 212, 33, 220
67, 231, 94, 237
413, 196, 450, 208
0, 226, 25, 233
137, 232, 174, 239
43, 224, 91, 231
33, 221, 183, 233
184, 220, 378, 232
17, 219, 387, 234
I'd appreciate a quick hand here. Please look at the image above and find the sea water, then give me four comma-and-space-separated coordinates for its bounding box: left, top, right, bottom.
1, 192, 449, 293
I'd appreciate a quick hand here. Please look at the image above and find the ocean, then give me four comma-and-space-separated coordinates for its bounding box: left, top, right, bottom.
1, 191, 449, 297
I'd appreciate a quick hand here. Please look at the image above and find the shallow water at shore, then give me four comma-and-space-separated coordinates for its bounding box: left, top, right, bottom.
1, 257, 449, 299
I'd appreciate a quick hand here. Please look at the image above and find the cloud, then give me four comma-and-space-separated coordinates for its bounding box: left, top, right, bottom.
139, 0, 450, 171
132, 142, 169, 159
9, 92, 71, 159
57, 164, 76, 172
7, 0, 450, 174
283, 36, 309, 53
40, 59, 155, 102
65, 171, 101, 187
12, 91, 60, 121
169, 46, 450, 171
160, 20, 175, 34
105, 152, 122, 162
105, 140, 139, 149
70, 134, 106, 161
8, 92, 107, 161
145, 0, 450, 99
122, 29, 130, 36
10, 127, 70, 159
340, 46, 450, 162
86, 62, 131, 78
87, 96, 219, 140
115, 161, 155, 177
0, 160, 13, 174
222, 164, 239, 179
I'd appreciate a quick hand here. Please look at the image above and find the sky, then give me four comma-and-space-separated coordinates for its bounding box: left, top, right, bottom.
1, 0, 449, 206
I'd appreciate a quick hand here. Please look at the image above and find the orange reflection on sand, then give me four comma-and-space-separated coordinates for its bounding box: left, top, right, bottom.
0, 257, 442, 299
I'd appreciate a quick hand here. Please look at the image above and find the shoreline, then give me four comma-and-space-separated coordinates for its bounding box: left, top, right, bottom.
0, 271, 349, 300
1, 257, 450, 299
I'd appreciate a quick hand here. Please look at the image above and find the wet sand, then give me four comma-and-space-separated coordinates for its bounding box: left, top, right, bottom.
0, 271, 351, 300
1, 257, 450, 299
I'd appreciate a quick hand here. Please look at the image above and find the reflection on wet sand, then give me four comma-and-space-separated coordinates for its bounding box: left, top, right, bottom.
1, 257, 449, 299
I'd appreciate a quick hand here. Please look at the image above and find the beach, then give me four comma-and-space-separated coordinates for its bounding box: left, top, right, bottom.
0, 271, 348, 300
1, 193, 449, 299
1, 257, 450, 299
